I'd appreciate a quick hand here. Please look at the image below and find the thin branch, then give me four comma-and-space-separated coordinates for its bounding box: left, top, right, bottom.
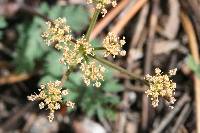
152, 94, 190, 133
111, 0, 148, 35
181, 11, 200, 133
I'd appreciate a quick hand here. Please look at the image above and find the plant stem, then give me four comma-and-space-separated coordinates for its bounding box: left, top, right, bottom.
60, 67, 74, 87
86, 9, 100, 40
94, 47, 105, 51
89, 55, 148, 85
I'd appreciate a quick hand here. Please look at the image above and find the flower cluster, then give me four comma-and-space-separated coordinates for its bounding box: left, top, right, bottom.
103, 32, 126, 58
41, 18, 107, 87
86, 0, 117, 17
76, 36, 95, 56
27, 81, 75, 122
41, 18, 72, 48
60, 36, 94, 67
40, 12, 127, 87
144, 68, 177, 108
60, 45, 83, 66
80, 61, 105, 87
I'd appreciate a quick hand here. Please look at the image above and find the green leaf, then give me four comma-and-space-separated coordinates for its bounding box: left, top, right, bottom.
68, 72, 82, 86
42, 3, 89, 32
25, 36, 44, 62
38, 2, 50, 14
195, 65, 200, 78
91, 39, 101, 47
64, 81, 78, 90
14, 57, 35, 72
0, 16, 7, 28
104, 108, 116, 121
96, 105, 105, 120
187, 55, 200, 78
0, 17, 7, 39
103, 95, 120, 105
39, 75, 56, 85
49, 5, 63, 19
15, 18, 48, 72
62, 91, 79, 102
86, 104, 97, 118
62, 5, 89, 32
104, 68, 114, 80
103, 80, 123, 93
45, 51, 65, 77
33, 17, 46, 26
187, 55, 198, 72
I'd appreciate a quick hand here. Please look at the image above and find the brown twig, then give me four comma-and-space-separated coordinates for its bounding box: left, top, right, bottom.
0, 73, 31, 85
125, 4, 149, 91
152, 94, 190, 133
0, 103, 34, 130
180, 0, 200, 43
111, 0, 148, 35
180, 11, 200, 133
125, 4, 149, 95
130, 3, 149, 48
159, 0, 180, 40
125, 82, 145, 92
0, 61, 10, 69
114, 94, 129, 133
142, 0, 159, 131
0, 95, 19, 105
180, 12, 199, 63
171, 103, 191, 133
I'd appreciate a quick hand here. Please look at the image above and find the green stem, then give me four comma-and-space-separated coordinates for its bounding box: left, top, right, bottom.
94, 47, 105, 51
86, 9, 100, 41
89, 55, 148, 85
60, 67, 74, 87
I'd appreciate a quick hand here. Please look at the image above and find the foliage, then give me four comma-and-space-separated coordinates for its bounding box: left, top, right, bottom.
0, 16, 7, 39
14, 2, 122, 122
187, 55, 200, 78
62, 68, 123, 121
39, 67, 122, 121
14, 17, 48, 72
14, 2, 89, 72
40, 68, 122, 121
44, 51, 65, 77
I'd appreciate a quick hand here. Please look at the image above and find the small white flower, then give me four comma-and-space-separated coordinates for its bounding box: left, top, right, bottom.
39, 102, 45, 109
66, 101, 75, 108
62, 90, 69, 95
54, 103, 61, 110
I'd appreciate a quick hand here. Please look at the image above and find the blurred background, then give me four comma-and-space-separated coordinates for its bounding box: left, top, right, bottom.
0, 0, 200, 132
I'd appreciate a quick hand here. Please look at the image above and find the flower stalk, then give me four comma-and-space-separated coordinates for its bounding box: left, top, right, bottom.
89, 55, 148, 85
94, 47, 105, 51
60, 67, 74, 87
86, 9, 100, 40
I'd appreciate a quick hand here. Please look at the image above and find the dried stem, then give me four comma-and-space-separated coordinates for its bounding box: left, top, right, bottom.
152, 94, 190, 133
181, 11, 200, 133
111, 0, 148, 35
